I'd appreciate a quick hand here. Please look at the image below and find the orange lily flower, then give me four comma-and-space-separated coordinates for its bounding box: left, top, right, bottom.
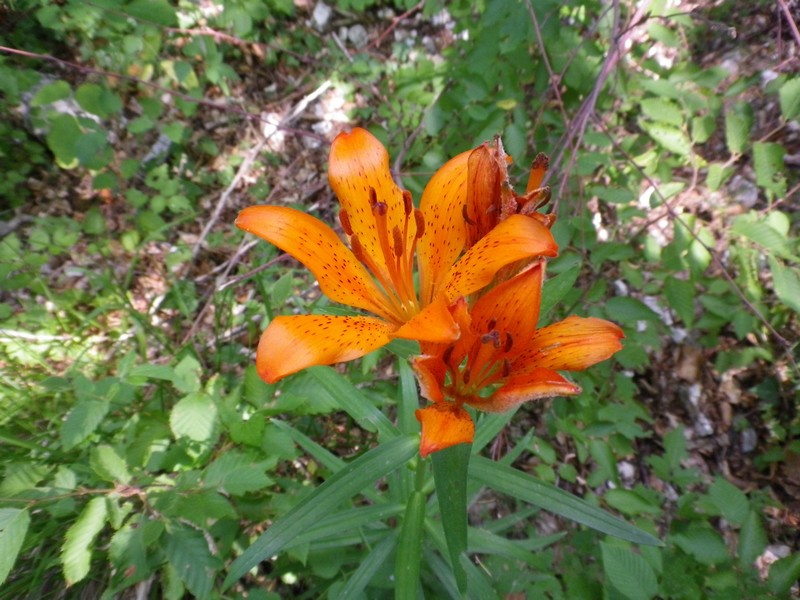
413, 259, 624, 457
237, 128, 559, 383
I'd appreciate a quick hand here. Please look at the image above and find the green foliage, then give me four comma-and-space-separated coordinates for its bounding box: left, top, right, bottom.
1, 0, 798, 597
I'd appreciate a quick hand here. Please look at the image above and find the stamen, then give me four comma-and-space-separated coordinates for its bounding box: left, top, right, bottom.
350, 234, 366, 262
392, 225, 404, 257
339, 209, 353, 235
402, 190, 413, 215
442, 346, 454, 366
373, 201, 387, 217
504, 332, 514, 352
487, 319, 496, 332
462, 367, 471, 385
502, 359, 510, 378
369, 187, 378, 207
481, 330, 500, 347
414, 210, 425, 239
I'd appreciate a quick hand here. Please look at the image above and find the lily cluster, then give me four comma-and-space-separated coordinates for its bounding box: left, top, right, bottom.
237, 128, 623, 457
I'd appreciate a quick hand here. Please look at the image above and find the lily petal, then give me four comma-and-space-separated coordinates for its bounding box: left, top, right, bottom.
410, 354, 447, 403
469, 261, 545, 350
415, 403, 475, 458
393, 294, 459, 343
468, 368, 580, 413
328, 128, 413, 284
256, 315, 394, 383
417, 149, 471, 305
236, 206, 392, 320
442, 214, 558, 303
515, 316, 624, 371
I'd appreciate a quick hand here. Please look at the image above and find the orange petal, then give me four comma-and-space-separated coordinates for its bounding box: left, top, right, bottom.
469, 261, 545, 350
417, 149, 471, 306
410, 355, 447, 403
525, 153, 549, 194
464, 142, 503, 246
468, 368, 580, 413
328, 128, 413, 285
256, 315, 394, 383
393, 293, 459, 343
415, 403, 475, 458
236, 206, 392, 319
441, 214, 558, 303
515, 316, 624, 371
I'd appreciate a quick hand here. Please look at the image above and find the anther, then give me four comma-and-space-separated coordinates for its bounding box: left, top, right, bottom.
462, 367, 471, 385
339, 209, 353, 236
392, 226, 404, 257
487, 319, 496, 332
481, 330, 500, 347
402, 190, 413, 215
502, 359, 510, 378
414, 209, 425, 238
369, 187, 378, 206
372, 201, 388, 217
504, 332, 514, 352
442, 346, 454, 366
350, 235, 366, 262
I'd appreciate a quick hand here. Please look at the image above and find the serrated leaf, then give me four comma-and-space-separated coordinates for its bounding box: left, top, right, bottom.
61, 497, 107, 585
46, 113, 81, 169
90, 444, 132, 484
601, 542, 658, 600
172, 355, 202, 393
724, 106, 751, 155
706, 163, 733, 191
641, 121, 692, 156
732, 217, 796, 260
31, 80, 71, 106
768, 256, 800, 313
604, 489, 661, 517
663, 276, 694, 327
170, 393, 217, 442
779, 78, 800, 121
0, 508, 30, 585
125, 0, 177, 25
739, 509, 767, 568
165, 524, 220, 600
61, 399, 110, 450
753, 142, 786, 196
768, 552, 800, 595
641, 97, 684, 127
224, 435, 418, 588
671, 524, 729, 565
708, 477, 749, 525
606, 297, 660, 324
204, 451, 272, 496
128, 363, 175, 381
470, 457, 662, 546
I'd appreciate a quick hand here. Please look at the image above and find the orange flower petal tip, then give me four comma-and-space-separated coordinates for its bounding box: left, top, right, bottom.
415, 403, 475, 458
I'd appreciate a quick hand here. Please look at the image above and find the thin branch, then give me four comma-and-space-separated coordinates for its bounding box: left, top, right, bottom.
776, 0, 800, 48
372, 1, 424, 48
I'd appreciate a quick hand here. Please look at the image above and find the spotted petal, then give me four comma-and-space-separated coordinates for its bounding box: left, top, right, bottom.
236, 206, 392, 320
467, 368, 580, 413
417, 149, 471, 305
442, 214, 558, 303
256, 315, 394, 383
515, 316, 624, 371
415, 403, 475, 458
328, 128, 413, 285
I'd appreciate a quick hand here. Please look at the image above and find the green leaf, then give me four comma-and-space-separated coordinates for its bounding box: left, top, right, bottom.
31, 80, 71, 106
739, 509, 767, 569
0, 508, 30, 585
308, 367, 399, 440
61, 399, 110, 450
172, 355, 202, 393
470, 457, 662, 546
75, 83, 121, 118
769, 256, 800, 313
604, 489, 661, 517
601, 542, 658, 600
778, 78, 800, 121
223, 435, 418, 588
707, 477, 749, 525
753, 142, 786, 196
334, 533, 397, 600
663, 276, 694, 327
671, 524, 729, 565
641, 121, 691, 156
605, 297, 660, 324
724, 105, 751, 155
540, 265, 580, 319
170, 393, 217, 442
732, 216, 797, 260
706, 162, 733, 191
164, 524, 220, 600
395, 490, 426, 600
289, 504, 404, 547
768, 552, 800, 595
46, 114, 81, 169
432, 443, 471, 593
125, 0, 178, 26
90, 444, 132, 484
641, 98, 684, 127
61, 497, 108, 585
203, 451, 272, 496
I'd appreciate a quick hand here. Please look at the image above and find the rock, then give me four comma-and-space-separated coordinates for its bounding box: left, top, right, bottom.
348, 24, 369, 48
312, 2, 332, 31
